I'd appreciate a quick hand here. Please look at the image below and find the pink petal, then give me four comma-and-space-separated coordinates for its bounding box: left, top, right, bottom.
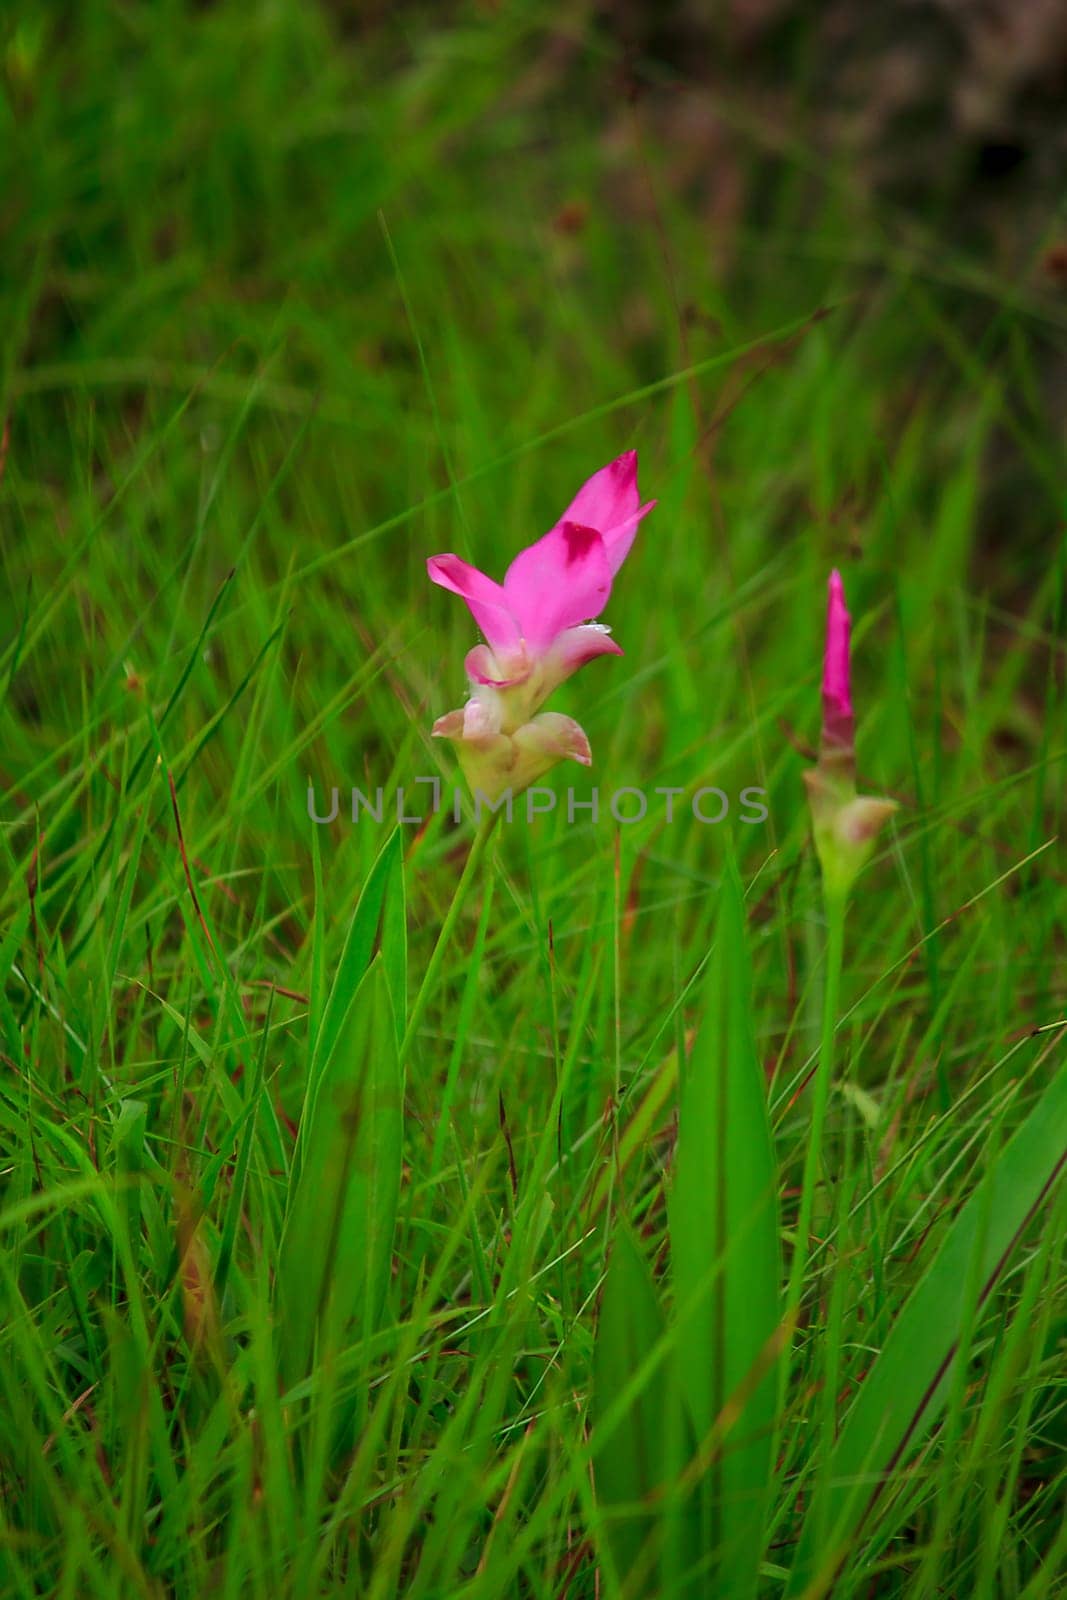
557, 451, 656, 575
431, 708, 467, 741
503, 521, 613, 652
822, 569, 853, 751
600, 499, 656, 575
464, 642, 531, 690
431, 695, 501, 744
539, 623, 623, 699
427, 554, 521, 658
560, 450, 638, 532
461, 696, 501, 741
514, 712, 592, 769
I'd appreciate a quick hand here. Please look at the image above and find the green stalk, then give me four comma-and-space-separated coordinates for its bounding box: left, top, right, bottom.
784, 890, 846, 1354
399, 809, 499, 1065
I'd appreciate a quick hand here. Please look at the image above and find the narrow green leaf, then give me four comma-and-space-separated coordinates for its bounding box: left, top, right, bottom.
592, 1224, 700, 1599
277, 959, 402, 1387
669, 860, 782, 1600
380, 830, 407, 1050
111, 1097, 147, 1245
295, 826, 401, 1186
786, 1061, 1067, 1598
105, 772, 156, 990
0, 904, 30, 1062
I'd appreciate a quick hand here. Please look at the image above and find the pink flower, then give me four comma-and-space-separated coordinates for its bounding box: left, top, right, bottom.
821, 569, 854, 755
427, 452, 655, 797
428, 451, 654, 708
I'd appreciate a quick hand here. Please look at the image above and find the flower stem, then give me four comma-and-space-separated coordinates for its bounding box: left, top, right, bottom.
400, 811, 499, 1065
784, 891, 847, 1348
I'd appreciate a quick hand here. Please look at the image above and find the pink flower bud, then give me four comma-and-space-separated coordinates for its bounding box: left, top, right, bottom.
806, 570, 896, 902
822, 569, 854, 757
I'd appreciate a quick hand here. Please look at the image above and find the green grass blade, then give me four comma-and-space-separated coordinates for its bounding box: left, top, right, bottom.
592, 1223, 699, 1599
669, 859, 783, 1600
294, 825, 401, 1187
276, 958, 402, 1389
380, 830, 407, 1049
786, 1060, 1067, 1598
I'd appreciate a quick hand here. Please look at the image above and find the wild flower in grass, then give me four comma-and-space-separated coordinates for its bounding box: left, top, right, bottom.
428, 451, 655, 798
804, 569, 897, 902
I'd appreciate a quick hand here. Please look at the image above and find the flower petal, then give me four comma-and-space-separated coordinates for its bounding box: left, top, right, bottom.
559, 450, 638, 531
431, 708, 467, 741
462, 695, 502, 741
505, 713, 592, 794
557, 450, 656, 575
599, 499, 657, 575
427, 554, 522, 658
503, 521, 613, 651
515, 712, 592, 768
464, 642, 531, 690
431, 695, 502, 744
837, 794, 898, 847
539, 623, 623, 699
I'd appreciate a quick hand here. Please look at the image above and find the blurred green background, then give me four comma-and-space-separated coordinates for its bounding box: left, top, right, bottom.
4, 0, 1065, 1008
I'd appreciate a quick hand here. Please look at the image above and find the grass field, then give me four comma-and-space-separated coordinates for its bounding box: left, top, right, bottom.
2, 5, 1066, 1597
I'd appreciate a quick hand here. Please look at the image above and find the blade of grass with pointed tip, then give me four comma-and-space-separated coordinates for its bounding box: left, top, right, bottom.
592, 1224, 701, 1599
785, 1059, 1067, 1599
669, 860, 782, 1600
277, 959, 402, 1388
294, 826, 401, 1188
380, 830, 407, 1051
